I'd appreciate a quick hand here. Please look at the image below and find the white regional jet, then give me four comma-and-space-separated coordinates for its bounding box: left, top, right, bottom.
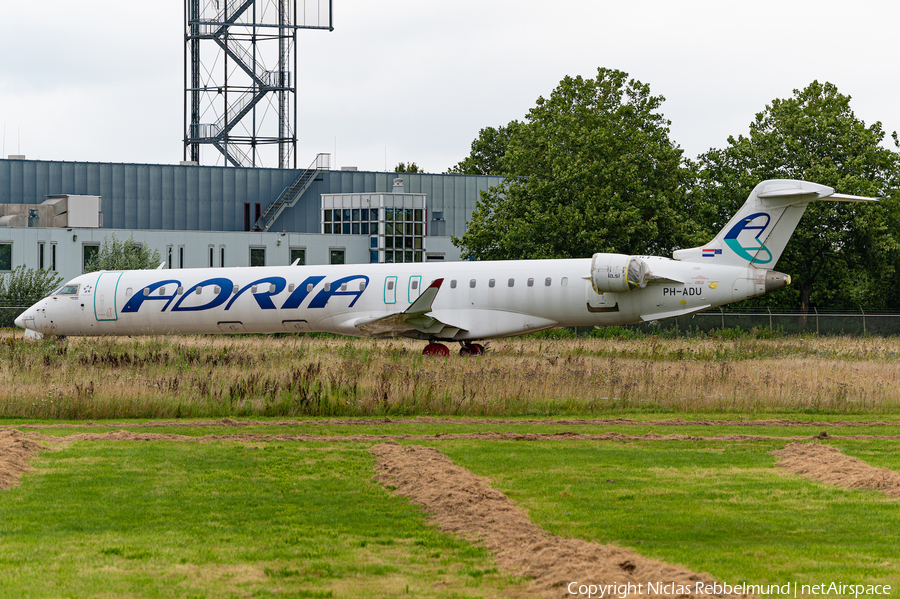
15, 180, 873, 356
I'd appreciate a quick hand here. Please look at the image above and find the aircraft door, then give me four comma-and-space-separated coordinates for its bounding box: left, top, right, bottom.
408, 275, 422, 303
384, 276, 397, 304
94, 272, 123, 321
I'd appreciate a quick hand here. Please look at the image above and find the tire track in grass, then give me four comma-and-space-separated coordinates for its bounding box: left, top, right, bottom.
369, 442, 754, 599
773, 442, 900, 499
0, 430, 45, 489
5, 417, 900, 429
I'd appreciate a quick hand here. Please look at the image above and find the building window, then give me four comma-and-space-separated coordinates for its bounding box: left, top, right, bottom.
244, 203, 251, 232
167, 246, 173, 269
82, 244, 99, 272
220, 246, 225, 268
178, 246, 185, 269
209, 246, 214, 268
38, 242, 45, 269
0, 243, 11, 271
290, 248, 306, 265
369, 251, 378, 263
250, 247, 266, 267
51, 243, 57, 271
255, 203, 261, 226
330, 249, 345, 265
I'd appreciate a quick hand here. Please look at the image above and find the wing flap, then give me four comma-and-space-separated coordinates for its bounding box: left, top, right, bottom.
354, 278, 467, 338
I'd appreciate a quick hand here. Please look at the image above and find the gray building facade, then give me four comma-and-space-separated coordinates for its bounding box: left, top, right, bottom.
0, 158, 503, 283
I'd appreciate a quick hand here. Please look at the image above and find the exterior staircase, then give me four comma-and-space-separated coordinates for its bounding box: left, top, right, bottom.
252, 153, 330, 232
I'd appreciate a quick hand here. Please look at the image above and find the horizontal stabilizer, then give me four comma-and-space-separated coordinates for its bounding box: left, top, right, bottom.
673, 179, 876, 269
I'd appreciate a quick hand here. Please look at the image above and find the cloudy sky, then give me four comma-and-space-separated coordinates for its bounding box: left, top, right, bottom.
1, 0, 897, 172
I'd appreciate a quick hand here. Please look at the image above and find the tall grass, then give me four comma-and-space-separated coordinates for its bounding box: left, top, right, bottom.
1, 332, 899, 419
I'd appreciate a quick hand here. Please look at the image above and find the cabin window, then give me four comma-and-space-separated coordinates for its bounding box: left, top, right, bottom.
176, 287, 183, 295
450, 279, 457, 289
545, 278, 552, 286
143, 288, 150, 296
269, 284, 276, 293
561, 277, 568, 286
489, 279, 495, 288
387, 281, 394, 291
359, 282, 366, 291
324, 283, 331, 292
126, 288, 133, 297
288, 283, 295, 292
158, 287, 166, 296
411, 280, 418, 290
233, 285, 239, 294
508, 278, 515, 287
251, 285, 258, 293
195, 286, 202, 295
527, 278, 534, 287
469, 279, 476, 288
306, 283, 314, 292
213, 286, 221, 294
340, 283, 347, 291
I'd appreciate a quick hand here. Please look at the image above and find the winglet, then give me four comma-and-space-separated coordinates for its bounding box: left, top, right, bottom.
407, 278, 443, 314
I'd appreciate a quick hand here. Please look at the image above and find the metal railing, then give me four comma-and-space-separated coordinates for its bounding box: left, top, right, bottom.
658, 307, 900, 336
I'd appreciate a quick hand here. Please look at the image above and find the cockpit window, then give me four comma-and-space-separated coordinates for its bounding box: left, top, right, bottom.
53, 284, 80, 296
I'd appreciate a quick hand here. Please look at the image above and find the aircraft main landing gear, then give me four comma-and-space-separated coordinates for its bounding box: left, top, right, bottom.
458, 343, 484, 357
422, 343, 450, 357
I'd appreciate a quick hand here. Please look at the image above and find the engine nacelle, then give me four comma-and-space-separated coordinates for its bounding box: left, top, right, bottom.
590, 253, 650, 293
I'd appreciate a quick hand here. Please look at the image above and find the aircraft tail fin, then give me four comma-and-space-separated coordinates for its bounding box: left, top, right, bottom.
673, 179, 876, 268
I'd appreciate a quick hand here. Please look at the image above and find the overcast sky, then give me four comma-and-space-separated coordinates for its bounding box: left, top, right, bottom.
1, 0, 897, 173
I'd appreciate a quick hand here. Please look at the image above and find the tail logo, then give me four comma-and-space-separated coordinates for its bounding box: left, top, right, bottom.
723, 212, 773, 264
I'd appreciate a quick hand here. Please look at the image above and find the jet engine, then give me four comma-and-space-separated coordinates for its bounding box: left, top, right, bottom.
590, 253, 650, 293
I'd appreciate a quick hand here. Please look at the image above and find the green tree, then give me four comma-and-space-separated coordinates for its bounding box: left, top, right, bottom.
0, 266, 63, 327
692, 80, 900, 310
454, 68, 699, 260
84, 234, 162, 273
394, 162, 422, 173
445, 124, 517, 175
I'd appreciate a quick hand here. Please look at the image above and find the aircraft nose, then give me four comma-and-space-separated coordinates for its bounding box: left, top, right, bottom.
14, 307, 32, 330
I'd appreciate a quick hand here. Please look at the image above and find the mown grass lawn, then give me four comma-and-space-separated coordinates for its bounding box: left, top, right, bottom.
438, 438, 900, 592
3, 425, 900, 598
0, 440, 523, 598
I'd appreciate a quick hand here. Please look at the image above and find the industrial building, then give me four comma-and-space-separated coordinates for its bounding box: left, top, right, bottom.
0, 156, 502, 282
0, 1, 504, 284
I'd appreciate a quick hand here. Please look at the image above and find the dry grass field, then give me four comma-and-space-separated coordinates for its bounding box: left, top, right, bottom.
1, 331, 898, 419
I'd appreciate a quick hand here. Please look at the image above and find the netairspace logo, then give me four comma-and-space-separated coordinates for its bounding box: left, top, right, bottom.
566, 581, 893, 598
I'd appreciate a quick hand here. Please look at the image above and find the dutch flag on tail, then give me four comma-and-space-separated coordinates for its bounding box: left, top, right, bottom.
702, 248, 722, 258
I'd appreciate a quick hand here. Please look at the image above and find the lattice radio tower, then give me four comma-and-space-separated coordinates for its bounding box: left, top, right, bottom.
185, 0, 332, 168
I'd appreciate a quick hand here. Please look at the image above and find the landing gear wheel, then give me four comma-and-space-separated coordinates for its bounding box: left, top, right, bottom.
423, 343, 450, 357
458, 343, 485, 357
